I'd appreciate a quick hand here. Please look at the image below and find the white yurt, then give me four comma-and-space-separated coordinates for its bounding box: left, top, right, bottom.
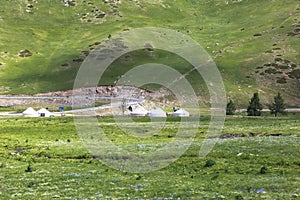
37, 108, 54, 117
22, 107, 38, 117
173, 108, 190, 117
129, 104, 148, 116
148, 107, 167, 118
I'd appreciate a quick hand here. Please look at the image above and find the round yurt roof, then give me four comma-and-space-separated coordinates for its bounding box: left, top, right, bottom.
173, 108, 189, 117
130, 104, 148, 116
37, 108, 53, 116
148, 107, 166, 117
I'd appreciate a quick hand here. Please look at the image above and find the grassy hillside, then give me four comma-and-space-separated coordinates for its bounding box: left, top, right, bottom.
0, 0, 299, 106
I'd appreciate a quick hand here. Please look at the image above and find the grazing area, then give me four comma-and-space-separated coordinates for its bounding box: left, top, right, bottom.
0, 115, 299, 199
0, 0, 299, 199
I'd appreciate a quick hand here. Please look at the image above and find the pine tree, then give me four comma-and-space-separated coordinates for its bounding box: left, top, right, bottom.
247, 92, 263, 116
268, 92, 285, 117
226, 99, 236, 115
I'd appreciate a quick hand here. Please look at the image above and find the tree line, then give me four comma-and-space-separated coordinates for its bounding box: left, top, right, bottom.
226, 92, 286, 117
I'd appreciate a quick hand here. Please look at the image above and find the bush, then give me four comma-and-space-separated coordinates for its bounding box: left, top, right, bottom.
288, 69, 300, 79
204, 159, 215, 167
25, 163, 33, 172
226, 99, 236, 115
260, 166, 267, 174
27, 182, 34, 188
235, 195, 244, 200
276, 78, 287, 84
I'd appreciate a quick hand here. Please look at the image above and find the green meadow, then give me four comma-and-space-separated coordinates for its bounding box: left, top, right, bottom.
0, 115, 299, 199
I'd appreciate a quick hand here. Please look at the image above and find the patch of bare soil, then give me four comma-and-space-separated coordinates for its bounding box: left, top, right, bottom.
219, 132, 283, 139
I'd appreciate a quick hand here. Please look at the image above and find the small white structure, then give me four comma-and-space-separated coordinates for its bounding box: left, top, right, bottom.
37, 108, 54, 117
22, 107, 38, 117
129, 104, 148, 116
173, 108, 190, 117
148, 107, 167, 118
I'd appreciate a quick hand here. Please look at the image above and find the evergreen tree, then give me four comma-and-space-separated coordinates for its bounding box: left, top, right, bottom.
268, 92, 285, 117
226, 99, 236, 115
247, 92, 263, 116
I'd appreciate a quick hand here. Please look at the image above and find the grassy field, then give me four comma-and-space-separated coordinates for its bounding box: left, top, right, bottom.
0, 115, 299, 199
0, 0, 299, 106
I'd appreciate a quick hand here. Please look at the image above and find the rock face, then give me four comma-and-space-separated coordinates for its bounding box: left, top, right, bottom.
0, 86, 177, 107
61, 0, 76, 7
18, 49, 32, 57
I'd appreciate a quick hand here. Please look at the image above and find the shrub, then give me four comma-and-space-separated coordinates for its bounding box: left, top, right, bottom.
204, 159, 215, 167
260, 166, 267, 174
25, 163, 33, 172
27, 182, 34, 188
226, 99, 236, 115
235, 195, 244, 200
253, 33, 262, 37
288, 69, 300, 79
265, 68, 278, 74
276, 77, 287, 84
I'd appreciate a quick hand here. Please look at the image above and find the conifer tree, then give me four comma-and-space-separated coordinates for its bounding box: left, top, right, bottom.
226, 99, 236, 115
247, 92, 263, 116
268, 92, 285, 117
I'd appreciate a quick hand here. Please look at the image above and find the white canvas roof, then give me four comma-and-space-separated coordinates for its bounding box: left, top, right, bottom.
130, 104, 148, 116
173, 108, 189, 117
22, 107, 38, 117
37, 108, 54, 117
148, 107, 166, 117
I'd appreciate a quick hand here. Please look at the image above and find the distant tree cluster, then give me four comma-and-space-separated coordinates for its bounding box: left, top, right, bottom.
226, 92, 286, 116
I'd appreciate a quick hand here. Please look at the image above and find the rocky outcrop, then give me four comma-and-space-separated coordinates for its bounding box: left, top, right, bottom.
61, 0, 76, 7
18, 49, 32, 57
0, 86, 175, 107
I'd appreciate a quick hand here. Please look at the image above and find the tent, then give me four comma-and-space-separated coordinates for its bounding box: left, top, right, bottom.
129, 104, 148, 116
37, 108, 54, 117
22, 107, 38, 117
173, 108, 190, 117
148, 107, 166, 118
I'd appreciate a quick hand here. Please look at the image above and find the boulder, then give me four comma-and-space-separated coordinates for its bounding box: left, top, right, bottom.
18, 49, 32, 57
